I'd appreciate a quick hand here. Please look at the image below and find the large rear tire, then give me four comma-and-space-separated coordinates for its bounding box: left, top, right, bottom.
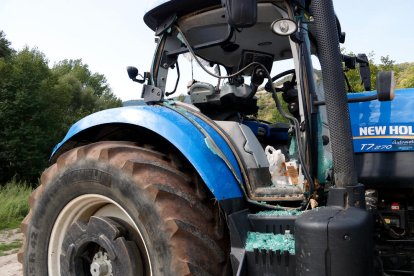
19, 141, 230, 275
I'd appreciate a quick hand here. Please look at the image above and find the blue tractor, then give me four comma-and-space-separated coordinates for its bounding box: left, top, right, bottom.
20, 0, 414, 275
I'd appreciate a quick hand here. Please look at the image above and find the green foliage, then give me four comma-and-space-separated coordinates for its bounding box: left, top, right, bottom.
0, 179, 32, 230
53, 59, 111, 97
0, 31, 14, 58
51, 59, 122, 130
257, 91, 289, 123
0, 48, 53, 182
0, 31, 122, 183
396, 63, 414, 88
379, 55, 396, 71
176, 94, 186, 102
343, 51, 378, 92
342, 50, 414, 92
256, 53, 414, 125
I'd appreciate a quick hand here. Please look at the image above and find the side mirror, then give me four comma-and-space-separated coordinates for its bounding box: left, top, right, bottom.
357, 54, 371, 91
221, 0, 257, 28
342, 54, 356, 69
376, 71, 395, 101
127, 66, 139, 80
127, 66, 150, 84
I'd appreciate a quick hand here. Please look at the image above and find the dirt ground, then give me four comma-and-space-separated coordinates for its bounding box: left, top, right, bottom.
0, 254, 22, 276
0, 229, 23, 276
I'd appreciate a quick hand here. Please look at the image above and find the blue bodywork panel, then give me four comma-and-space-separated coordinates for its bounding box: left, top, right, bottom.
52, 104, 243, 200
242, 120, 289, 142
349, 88, 414, 153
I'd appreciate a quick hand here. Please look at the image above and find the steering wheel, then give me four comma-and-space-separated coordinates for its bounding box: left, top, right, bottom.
264, 69, 296, 92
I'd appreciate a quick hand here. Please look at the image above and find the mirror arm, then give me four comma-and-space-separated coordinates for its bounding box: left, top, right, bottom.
357, 53, 371, 91
314, 94, 378, 106
127, 66, 151, 84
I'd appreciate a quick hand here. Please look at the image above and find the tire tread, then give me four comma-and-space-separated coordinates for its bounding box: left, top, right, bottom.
20, 141, 230, 276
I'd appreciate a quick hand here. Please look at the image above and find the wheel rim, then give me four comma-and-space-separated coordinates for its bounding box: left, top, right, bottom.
48, 194, 152, 275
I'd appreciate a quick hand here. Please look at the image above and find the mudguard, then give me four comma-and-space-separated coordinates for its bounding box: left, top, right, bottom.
52, 104, 244, 201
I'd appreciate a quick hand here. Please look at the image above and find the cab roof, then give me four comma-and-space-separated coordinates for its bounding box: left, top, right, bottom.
144, 0, 222, 31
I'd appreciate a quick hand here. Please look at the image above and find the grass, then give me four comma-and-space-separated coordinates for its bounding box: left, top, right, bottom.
0, 240, 22, 256
0, 179, 32, 231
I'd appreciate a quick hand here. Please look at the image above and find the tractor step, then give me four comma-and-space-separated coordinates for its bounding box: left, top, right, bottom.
251, 187, 305, 202
228, 209, 303, 275
248, 211, 301, 234
244, 247, 295, 276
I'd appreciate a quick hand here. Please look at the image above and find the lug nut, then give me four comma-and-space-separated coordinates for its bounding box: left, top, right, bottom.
90, 261, 109, 276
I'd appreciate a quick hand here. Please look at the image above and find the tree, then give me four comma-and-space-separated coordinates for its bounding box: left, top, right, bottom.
343, 52, 414, 92
397, 64, 414, 88
379, 55, 396, 72
0, 48, 53, 183
0, 31, 14, 58
52, 59, 111, 97
0, 44, 121, 184
50, 59, 121, 131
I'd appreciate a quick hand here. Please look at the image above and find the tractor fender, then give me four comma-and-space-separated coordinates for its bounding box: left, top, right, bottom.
51, 104, 244, 201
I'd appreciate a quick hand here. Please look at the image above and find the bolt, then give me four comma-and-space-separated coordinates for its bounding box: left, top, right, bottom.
300, 121, 306, 132
90, 261, 108, 276
322, 135, 330, 145
343, 234, 351, 241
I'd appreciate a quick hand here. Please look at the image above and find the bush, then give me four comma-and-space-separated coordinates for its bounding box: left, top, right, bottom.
0, 179, 32, 230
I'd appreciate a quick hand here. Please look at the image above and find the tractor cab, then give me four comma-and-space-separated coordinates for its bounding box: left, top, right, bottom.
142, 0, 305, 120
145, 0, 294, 68
139, 0, 313, 203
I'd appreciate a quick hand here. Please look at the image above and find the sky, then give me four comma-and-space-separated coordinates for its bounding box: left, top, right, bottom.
1, 0, 413, 101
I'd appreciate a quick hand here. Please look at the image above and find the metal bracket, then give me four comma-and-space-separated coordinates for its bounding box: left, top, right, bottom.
160, 51, 178, 69
155, 14, 177, 36
141, 85, 164, 103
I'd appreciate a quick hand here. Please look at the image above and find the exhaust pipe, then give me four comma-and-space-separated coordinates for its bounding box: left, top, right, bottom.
295, 1, 373, 275
310, 0, 357, 188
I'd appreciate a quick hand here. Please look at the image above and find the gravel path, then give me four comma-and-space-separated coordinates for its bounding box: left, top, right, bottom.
0, 229, 23, 276
0, 254, 22, 276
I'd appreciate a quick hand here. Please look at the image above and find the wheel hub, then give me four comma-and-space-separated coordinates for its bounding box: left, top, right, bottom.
60, 216, 143, 276
90, 251, 112, 276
